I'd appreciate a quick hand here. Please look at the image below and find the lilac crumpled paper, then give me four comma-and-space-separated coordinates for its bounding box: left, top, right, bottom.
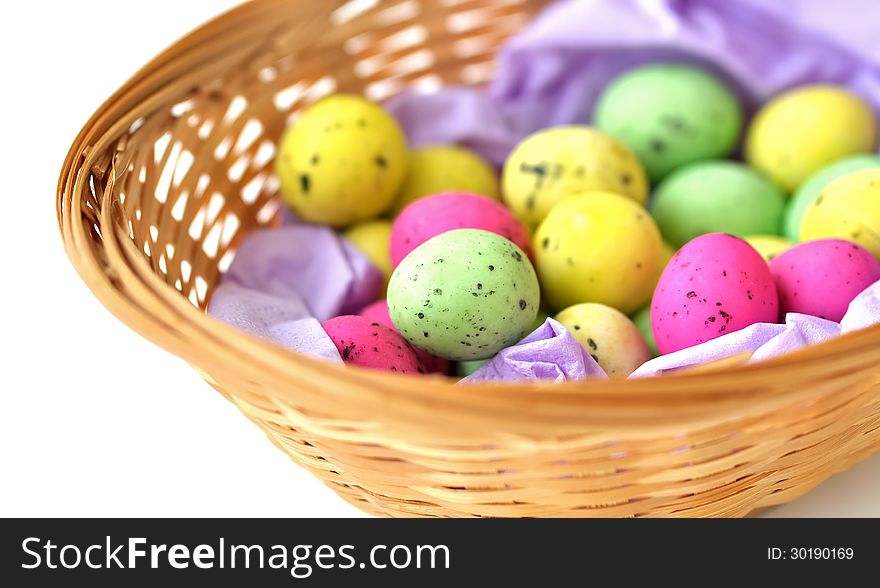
629, 314, 838, 377
388, 0, 880, 164
462, 318, 606, 383
207, 222, 382, 361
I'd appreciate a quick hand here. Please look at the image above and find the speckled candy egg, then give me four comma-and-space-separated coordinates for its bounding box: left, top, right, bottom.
344, 219, 392, 293
502, 126, 648, 227
534, 192, 662, 314
390, 192, 532, 267
277, 94, 407, 227
645, 241, 678, 297
745, 85, 877, 192
649, 241, 677, 293
744, 235, 794, 262
360, 299, 395, 327
387, 229, 540, 361
651, 233, 779, 354
593, 64, 742, 182
359, 299, 449, 374
800, 168, 880, 260
784, 154, 880, 241
456, 359, 489, 377
651, 161, 786, 247
454, 309, 548, 377
391, 146, 498, 215
321, 315, 422, 374
770, 239, 880, 322
555, 303, 650, 377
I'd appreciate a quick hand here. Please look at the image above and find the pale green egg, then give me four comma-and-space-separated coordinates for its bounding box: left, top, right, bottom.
387, 229, 540, 360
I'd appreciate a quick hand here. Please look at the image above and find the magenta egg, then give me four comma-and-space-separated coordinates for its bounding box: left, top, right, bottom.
390, 192, 532, 267
321, 315, 423, 374
651, 233, 779, 354
769, 239, 880, 322
359, 299, 394, 326
359, 300, 450, 374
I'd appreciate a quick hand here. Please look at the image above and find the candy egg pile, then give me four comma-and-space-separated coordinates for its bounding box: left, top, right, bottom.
271, 66, 880, 378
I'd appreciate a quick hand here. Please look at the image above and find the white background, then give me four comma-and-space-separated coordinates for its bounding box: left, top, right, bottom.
0, 0, 877, 517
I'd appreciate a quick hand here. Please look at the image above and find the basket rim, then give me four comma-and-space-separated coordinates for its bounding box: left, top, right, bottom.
56, 0, 880, 432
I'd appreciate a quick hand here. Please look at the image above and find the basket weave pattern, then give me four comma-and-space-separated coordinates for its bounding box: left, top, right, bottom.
58, 0, 880, 517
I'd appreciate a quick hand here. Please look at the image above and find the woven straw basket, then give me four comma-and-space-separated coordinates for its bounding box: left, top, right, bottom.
58, 0, 880, 517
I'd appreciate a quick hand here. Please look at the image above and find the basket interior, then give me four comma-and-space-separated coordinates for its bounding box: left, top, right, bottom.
81, 0, 541, 312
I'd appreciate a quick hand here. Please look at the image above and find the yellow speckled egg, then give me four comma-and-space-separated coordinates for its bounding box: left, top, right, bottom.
502, 126, 649, 227
276, 94, 407, 227
391, 146, 498, 215
745, 85, 877, 192
534, 192, 661, 314
800, 168, 880, 259
555, 303, 651, 377
343, 219, 392, 294
648, 240, 677, 293
744, 235, 794, 262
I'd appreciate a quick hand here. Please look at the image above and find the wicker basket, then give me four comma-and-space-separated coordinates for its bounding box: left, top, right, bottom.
57, 0, 880, 517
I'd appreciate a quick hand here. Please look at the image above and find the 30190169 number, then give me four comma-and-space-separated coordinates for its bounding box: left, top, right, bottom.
768, 547, 854, 560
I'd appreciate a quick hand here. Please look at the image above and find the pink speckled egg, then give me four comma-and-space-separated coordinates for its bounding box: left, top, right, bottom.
321, 315, 423, 374
359, 300, 450, 374
769, 239, 880, 322
359, 299, 394, 325
651, 233, 779, 354
390, 192, 532, 267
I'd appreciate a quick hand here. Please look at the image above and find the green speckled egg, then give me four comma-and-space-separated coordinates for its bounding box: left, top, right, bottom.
651, 161, 785, 247
784, 154, 880, 241
594, 64, 742, 182
632, 305, 659, 357
387, 229, 540, 360
276, 94, 407, 227
455, 308, 547, 377
529, 309, 550, 332
456, 358, 489, 377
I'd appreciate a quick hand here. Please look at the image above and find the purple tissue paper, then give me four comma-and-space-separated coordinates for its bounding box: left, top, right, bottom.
841, 280, 880, 333
462, 318, 606, 383
207, 225, 382, 359
221, 225, 381, 321
629, 314, 838, 377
